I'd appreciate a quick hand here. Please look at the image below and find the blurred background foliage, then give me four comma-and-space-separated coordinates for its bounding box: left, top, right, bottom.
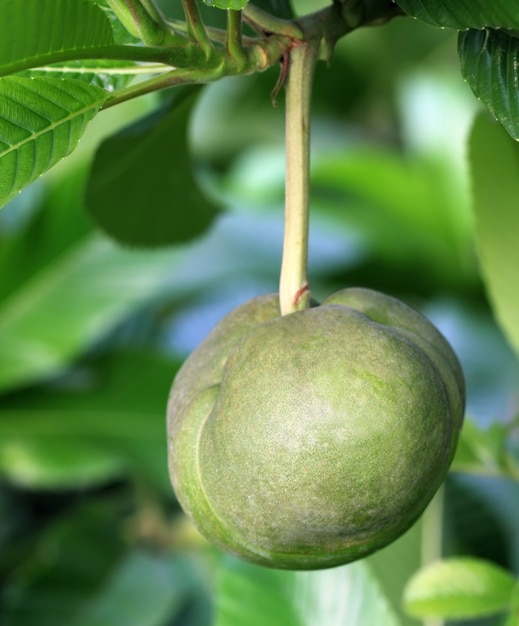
0, 5, 518, 625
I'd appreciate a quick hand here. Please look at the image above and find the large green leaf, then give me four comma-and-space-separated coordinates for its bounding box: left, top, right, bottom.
215, 521, 428, 626
395, 0, 519, 30
459, 29, 519, 140
85, 90, 220, 247
403, 557, 517, 619
216, 557, 402, 626
311, 146, 472, 290
214, 498, 431, 626
0, 0, 114, 77
468, 112, 519, 358
0, 352, 178, 492
0, 232, 183, 392
0, 77, 107, 209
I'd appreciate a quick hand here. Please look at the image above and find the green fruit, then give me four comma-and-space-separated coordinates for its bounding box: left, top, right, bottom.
167, 288, 465, 570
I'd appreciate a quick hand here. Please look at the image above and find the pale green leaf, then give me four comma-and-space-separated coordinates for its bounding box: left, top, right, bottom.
396, 0, 519, 30
0, 77, 107, 209
468, 112, 519, 358
216, 557, 402, 626
403, 557, 517, 619
23, 60, 142, 91
368, 520, 423, 626
0, 234, 183, 392
0, 439, 126, 489
459, 29, 519, 140
0, 0, 114, 76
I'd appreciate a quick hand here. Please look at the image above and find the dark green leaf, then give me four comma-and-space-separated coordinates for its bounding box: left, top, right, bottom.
468, 112, 519, 358
1, 495, 202, 626
459, 29, 519, 140
0, 0, 114, 77
69, 550, 191, 626
252, 0, 293, 19
0, 77, 107, 209
443, 475, 516, 568
85, 90, 220, 247
403, 557, 517, 619
1, 500, 127, 626
396, 0, 519, 30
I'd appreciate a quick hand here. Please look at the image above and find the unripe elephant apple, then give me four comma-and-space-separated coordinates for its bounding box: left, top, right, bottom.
167, 288, 464, 570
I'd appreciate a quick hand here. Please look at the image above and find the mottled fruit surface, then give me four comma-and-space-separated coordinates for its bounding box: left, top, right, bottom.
167, 288, 464, 570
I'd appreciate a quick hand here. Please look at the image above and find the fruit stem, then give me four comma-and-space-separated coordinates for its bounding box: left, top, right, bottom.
279, 39, 318, 315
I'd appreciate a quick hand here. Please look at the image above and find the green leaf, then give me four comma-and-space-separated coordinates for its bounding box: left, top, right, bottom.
403, 557, 517, 619
0, 352, 179, 492
1, 497, 204, 626
459, 29, 519, 140
0, 0, 114, 76
203, 0, 248, 10
0, 229, 184, 392
395, 0, 519, 30
468, 112, 519, 358
69, 550, 192, 626
216, 557, 402, 626
509, 586, 519, 625
253, 0, 293, 19
451, 418, 518, 479
85, 89, 220, 247
367, 520, 423, 626
311, 146, 471, 288
0, 77, 107, 209
1, 499, 127, 625
0, 439, 126, 489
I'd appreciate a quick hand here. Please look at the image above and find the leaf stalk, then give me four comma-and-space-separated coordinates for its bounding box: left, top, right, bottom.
106, 0, 181, 45
182, 0, 213, 57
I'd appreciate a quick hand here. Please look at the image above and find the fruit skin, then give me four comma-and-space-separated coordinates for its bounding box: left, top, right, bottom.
167, 288, 465, 570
